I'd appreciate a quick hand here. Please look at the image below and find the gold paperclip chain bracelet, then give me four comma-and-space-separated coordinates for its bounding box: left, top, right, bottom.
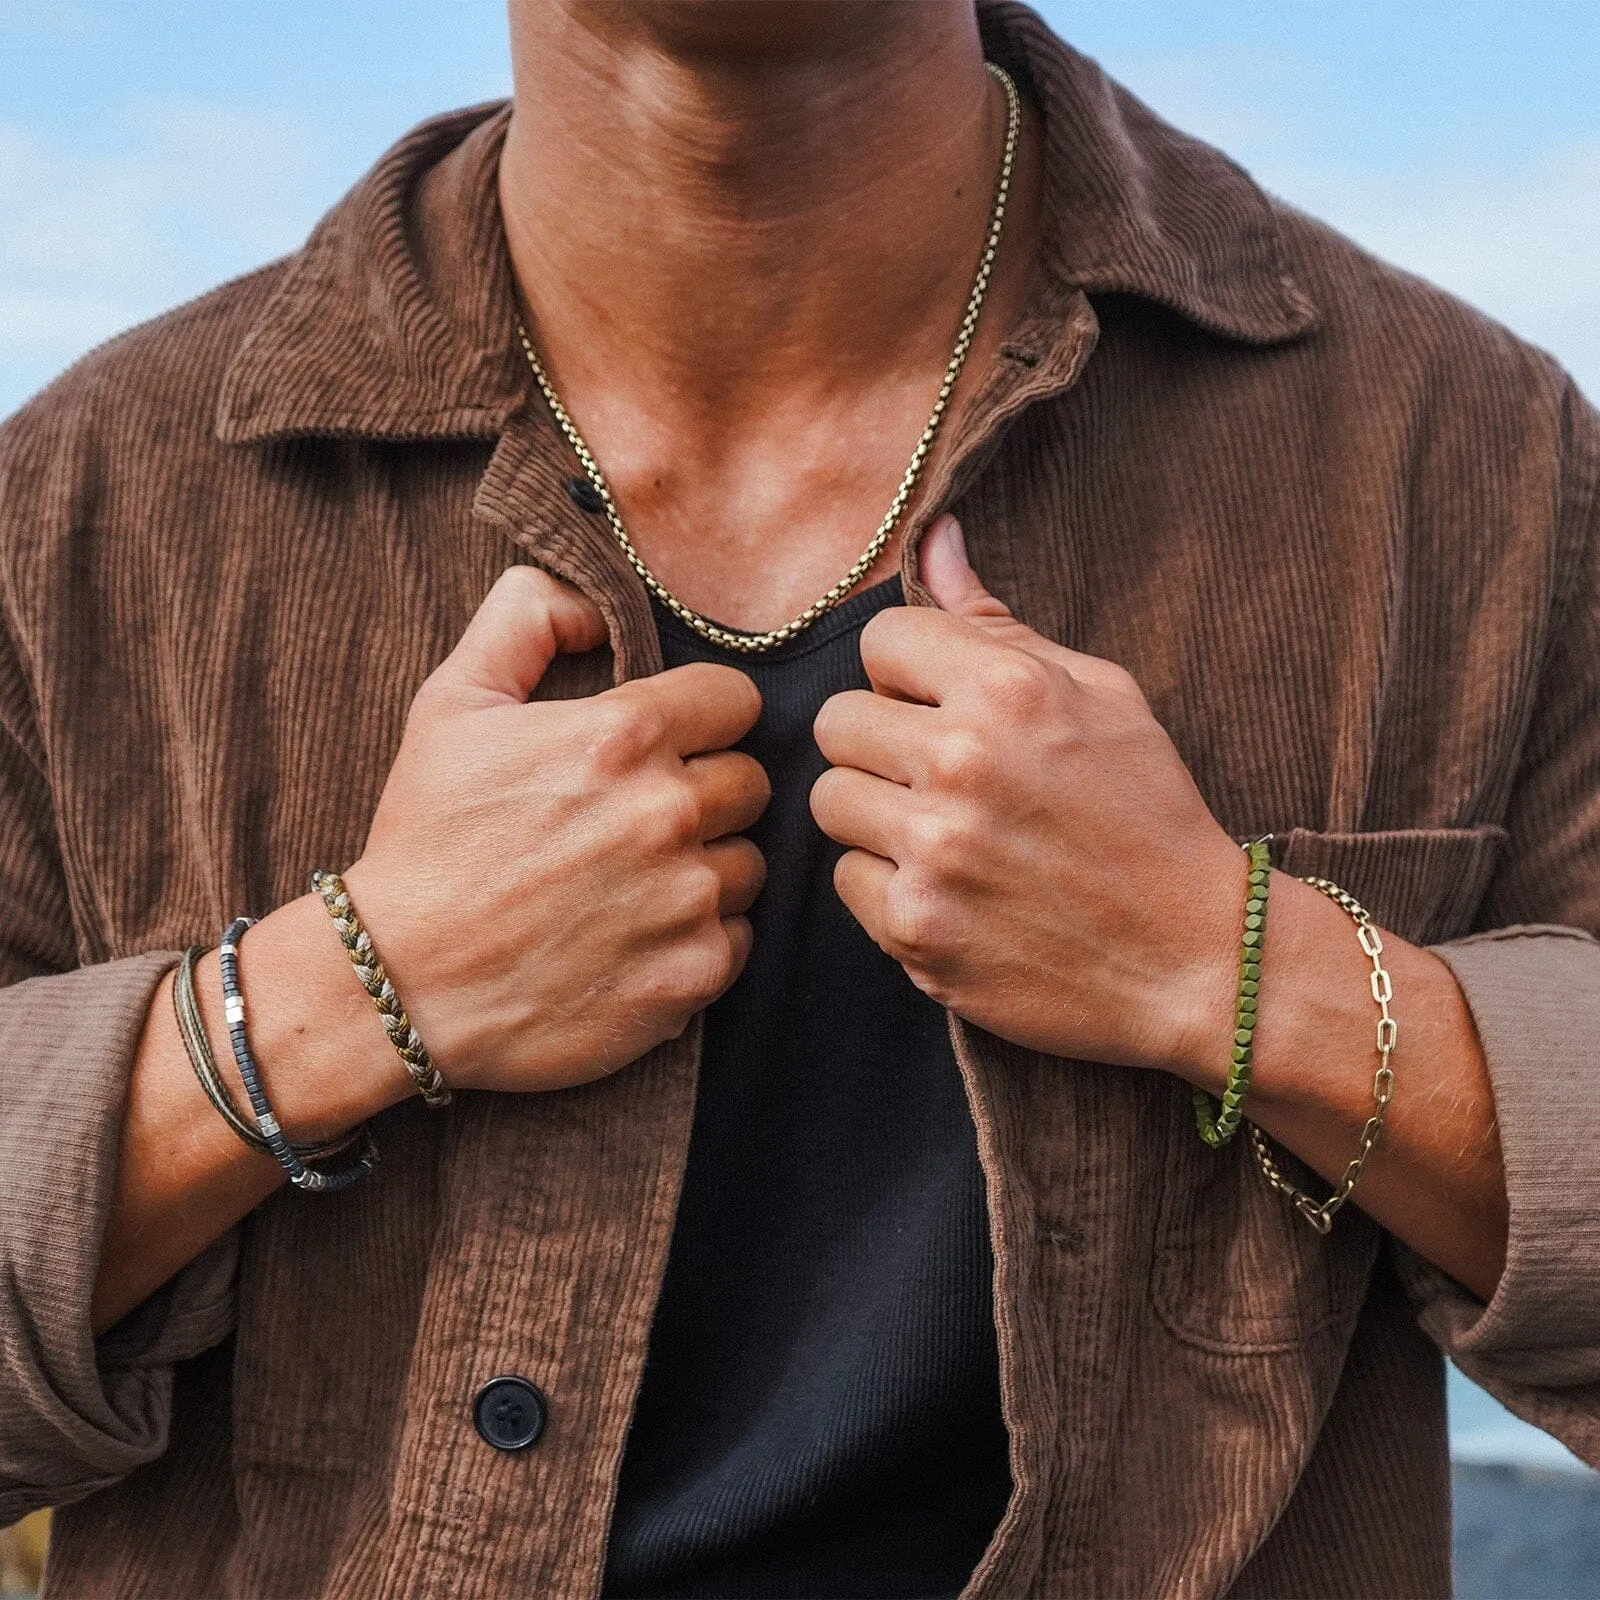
1250, 875, 1396, 1234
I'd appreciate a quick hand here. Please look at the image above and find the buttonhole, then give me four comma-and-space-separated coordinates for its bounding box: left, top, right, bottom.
1044, 1222, 1087, 1255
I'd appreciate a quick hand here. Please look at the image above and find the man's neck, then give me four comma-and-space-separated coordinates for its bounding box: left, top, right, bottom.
501, 0, 1002, 424
496, 0, 1041, 631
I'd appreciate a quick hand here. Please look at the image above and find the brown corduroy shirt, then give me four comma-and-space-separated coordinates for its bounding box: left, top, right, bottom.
3, 7, 1600, 1596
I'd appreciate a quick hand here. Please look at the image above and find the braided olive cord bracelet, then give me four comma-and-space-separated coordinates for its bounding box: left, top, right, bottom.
1194, 839, 1272, 1147
310, 870, 451, 1108
1250, 876, 1396, 1234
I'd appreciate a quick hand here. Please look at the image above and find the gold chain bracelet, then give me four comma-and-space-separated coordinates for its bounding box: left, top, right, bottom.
1250, 875, 1396, 1234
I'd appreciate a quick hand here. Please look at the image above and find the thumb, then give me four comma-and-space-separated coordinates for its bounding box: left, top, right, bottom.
920, 515, 1051, 657
436, 564, 607, 704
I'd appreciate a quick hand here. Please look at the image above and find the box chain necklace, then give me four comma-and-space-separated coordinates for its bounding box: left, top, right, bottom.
515, 60, 1020, 654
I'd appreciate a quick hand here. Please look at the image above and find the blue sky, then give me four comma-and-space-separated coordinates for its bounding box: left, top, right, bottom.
1, 0, 1596, 1470
1, 1, 1597, 416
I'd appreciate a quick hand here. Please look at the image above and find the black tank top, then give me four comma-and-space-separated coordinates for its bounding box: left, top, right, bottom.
601, 576, 1012, 1599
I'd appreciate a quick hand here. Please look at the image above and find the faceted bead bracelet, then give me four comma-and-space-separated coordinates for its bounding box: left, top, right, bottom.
1194, 838, 1272, 1148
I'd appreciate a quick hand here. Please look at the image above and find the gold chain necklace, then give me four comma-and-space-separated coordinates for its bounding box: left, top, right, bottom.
515, 61, 1019, 654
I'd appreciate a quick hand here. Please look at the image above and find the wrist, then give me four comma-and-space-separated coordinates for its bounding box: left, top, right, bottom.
1216, 872, 1376, 1116
195, 894, 414, 1143
1164, 841, 1258, 1092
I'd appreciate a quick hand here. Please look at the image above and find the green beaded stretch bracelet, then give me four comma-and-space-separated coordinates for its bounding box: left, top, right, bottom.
1194, 838, 1272, 1148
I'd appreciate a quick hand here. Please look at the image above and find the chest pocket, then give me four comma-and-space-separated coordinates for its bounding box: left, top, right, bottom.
1150, 823, 1506, 1354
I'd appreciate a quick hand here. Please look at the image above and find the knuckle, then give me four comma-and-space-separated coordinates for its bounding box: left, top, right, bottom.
926, 725, 990, 789
809, 763, 846, 818
641, 928, 736, 1021
589, 695, 659, 771
497, 562, 547, 600
639, 960, 697, 1021
679, 860, 723, 922
907, 809, 970, 877
858, 606, 906, 652
882, 870, 943, 960
639, 972, 698, 1039
737, 752, 773, 809
405, 674, 452, 728
981, 650, 1054, 712
726, 665, 763, 722
485, 564, 560, 629
682, 929, 737, 1006
858, 606, 917, 669
1085, 657, 1143, 703
728, 838, 767, 899
905, 962, 955, 1007
643, 777, 701, 850
690, 661, 761, 725
710, 928, 742, 995
1110, 663, 1150, 710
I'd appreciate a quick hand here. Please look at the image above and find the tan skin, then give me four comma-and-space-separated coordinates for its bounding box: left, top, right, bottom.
92, 0, 1507, 1336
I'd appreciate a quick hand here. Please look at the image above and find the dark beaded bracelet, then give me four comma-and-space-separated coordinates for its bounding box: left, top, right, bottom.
218, 918, 377, 1194
173, 945, 356, 1162
1193, 837, 1272, 1148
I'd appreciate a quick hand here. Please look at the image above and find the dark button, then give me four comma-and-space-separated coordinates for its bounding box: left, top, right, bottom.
564, 475, 606, 515
473, 1375, 548, 1452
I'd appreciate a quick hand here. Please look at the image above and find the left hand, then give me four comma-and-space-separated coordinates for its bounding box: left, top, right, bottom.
810, 514, 1245, 1077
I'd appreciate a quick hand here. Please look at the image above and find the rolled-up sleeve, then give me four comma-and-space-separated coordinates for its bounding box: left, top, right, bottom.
0, 615, 236, 1523
1400, 380, 1600, 1466
1403, 930, 1600, 1463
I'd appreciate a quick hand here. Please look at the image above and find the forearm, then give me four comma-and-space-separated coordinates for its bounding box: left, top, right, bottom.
1183, 869, 1509, 1303
92, 894, 409, 1335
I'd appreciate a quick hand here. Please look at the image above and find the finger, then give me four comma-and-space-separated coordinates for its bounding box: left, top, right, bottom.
705, 836, 766, 916
920, 515, 1062, 662
861, 599, 1128, 712
813, 690, 936, 786
809, 765, 911, 860
919, 516, 1016, 624
438, 564, 607, 704
857, 603, 993, 706
832, 848, 896, 950
626, 661, 763, 756
684, 750, 771, 840
918, 517, 1140, 694
720, 914, 754, 988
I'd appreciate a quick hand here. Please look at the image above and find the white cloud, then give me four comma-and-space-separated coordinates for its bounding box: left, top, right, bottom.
2, 67, 1596, 415
0, 101, 335, 409
1114, 47, 1314, 161
1120, 53, 1600, 399
1274, 141, 1600, 394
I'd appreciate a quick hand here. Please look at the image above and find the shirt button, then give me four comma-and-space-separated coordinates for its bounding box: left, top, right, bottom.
473, 1376, 548, 1452
565, 475, 606, 515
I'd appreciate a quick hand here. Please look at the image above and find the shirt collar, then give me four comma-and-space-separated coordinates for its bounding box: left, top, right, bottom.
217, 2, 1317, 446
983, 0, 1317, 345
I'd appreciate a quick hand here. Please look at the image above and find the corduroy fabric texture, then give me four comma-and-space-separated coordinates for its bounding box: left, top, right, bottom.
1, 5, 1598, 1596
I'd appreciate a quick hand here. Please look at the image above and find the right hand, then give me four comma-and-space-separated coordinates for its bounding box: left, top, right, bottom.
342, 563, 768, 1093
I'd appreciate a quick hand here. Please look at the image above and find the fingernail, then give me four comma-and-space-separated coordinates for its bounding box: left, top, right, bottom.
935, 514, 967, 565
